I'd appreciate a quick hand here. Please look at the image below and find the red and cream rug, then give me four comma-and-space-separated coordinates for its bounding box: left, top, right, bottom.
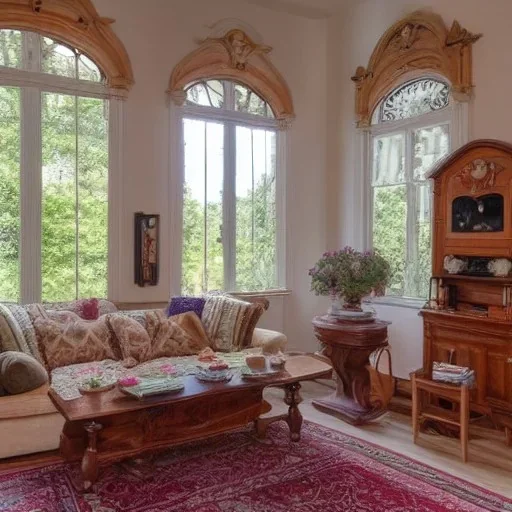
1, 421, 510, 512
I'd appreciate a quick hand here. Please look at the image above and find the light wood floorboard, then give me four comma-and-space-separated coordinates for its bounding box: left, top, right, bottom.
263, 380, 512, 499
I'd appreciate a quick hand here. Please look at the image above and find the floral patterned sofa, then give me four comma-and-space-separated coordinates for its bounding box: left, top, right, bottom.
0, 297, 287, 459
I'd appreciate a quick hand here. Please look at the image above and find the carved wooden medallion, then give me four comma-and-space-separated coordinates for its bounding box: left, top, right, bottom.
456, 159, 504, 193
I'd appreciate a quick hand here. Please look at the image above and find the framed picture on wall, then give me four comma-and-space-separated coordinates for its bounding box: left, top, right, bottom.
134, 212, 159, 287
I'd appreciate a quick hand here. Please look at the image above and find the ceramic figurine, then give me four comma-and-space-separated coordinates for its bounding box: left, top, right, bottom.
443, 255, 467, 274
488, 258, 512, 277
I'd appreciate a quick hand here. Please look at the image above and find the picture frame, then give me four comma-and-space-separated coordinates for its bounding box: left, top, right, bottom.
134, 212, 159, 287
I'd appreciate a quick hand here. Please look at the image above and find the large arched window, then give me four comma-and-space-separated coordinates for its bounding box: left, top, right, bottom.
352, 11, 480, 301
168, 28, 294, 294
0, 29, 110, 303
181, 79, 279, 293
370, 77, 451, 298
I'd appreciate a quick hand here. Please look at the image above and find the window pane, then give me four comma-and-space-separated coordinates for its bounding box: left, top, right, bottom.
78, 54, 102, 82
186, 80, 224, 108
373, 185, 406, 296
408, 183, 432, 299
372, 133, 405, 186
182, 119, 224, 294
0, 30, 22, 69
234, 84, 273, 117
42, 93, 77, 301
380, 78, 449, 122
0, 87, 20, 301
235, 127, 277, 291
42, 94, 108, 301
413, 124, 450, 181
77, 97, 108, 298
41, 37, 77, 79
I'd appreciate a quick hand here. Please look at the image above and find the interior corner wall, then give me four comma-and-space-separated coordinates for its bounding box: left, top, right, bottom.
327, 0, 512, 378
92, 0, 329, 352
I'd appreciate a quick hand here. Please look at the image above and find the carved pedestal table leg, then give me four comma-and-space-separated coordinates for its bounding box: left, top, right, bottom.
313, 344, 386, 425
255, 382, 304, 441
82, 421, 102, 491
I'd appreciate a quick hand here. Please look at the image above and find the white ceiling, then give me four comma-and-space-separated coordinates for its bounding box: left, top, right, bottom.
245, 0, 358, 19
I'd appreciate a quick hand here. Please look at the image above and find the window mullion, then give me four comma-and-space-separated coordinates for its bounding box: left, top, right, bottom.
405, 128, 417, 297
223, 121, 236, 291
20, 86, 42, 304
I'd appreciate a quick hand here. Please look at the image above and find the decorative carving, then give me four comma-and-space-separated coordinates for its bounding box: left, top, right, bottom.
392, 23, 420, 51
168, 28, 294, 123
446, 20, 482, 47
0, 0, 134, 93
352, 11, 481, 127
217, 29, 271, 70
456, 159, 504, 193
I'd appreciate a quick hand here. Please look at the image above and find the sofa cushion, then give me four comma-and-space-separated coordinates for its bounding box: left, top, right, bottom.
0, 351, 48, 395
42, 298, 101, 320
108, 313, 151, 363
143, 310, 211, 361
201, 295, 265, 351
34, 315, 118, 371
0, 304, 33, 357
166, 296, 206, 318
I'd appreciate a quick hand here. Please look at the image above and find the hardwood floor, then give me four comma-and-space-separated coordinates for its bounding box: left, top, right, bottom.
264, 380, 512, 499
1, 380, 511, 499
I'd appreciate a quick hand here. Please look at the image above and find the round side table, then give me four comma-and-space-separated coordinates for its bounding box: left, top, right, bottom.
312, 314, 390, 425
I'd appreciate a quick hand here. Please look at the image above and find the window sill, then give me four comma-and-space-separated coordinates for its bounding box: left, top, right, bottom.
365, 296, 426, 310
229, 289, 291, 298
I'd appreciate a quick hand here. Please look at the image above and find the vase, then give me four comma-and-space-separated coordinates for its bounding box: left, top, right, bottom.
328, 295, 342, 317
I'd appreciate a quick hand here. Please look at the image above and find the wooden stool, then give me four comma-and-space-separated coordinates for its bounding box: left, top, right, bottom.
411, 371, 470, 462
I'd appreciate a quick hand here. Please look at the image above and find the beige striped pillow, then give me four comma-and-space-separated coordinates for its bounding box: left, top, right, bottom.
201, 295, 265, 352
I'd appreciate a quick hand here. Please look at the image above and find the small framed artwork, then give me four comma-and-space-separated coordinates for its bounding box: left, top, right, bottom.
134, 212, 159, 287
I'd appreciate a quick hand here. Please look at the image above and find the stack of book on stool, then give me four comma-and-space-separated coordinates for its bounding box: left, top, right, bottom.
432, 362, 475, 387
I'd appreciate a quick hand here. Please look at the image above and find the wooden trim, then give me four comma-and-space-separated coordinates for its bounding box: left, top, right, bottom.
168, 29, 294, 124
0, 0, 134, 92
352, 10, 481, 127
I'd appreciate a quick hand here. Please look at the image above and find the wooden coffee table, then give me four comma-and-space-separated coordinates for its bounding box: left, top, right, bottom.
49, 354, 331, 489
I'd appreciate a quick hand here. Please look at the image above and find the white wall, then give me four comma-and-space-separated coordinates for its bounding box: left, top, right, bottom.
327, 0, 512, 378
92, 0, 329, 351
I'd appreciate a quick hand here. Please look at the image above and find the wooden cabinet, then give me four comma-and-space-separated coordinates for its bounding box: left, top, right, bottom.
422, 140, 512, 422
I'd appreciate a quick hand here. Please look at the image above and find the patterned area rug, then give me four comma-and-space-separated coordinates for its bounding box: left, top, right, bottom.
1, 421, 511, 512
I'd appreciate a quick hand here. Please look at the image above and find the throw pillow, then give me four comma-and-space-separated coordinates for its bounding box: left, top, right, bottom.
42, 298, 100, 320
201, 295, 265, 351
143, 310, 210, 362
0, 303, 32, 356
3, 303, 42, 362
166, 296, 206, 318
34, 315, 118, 371
108, 313, 151, 363
0, 351, 48, 395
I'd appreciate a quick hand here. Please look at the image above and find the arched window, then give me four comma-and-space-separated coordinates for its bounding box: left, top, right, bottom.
352, 11, 480, 301
0, 28, 116, 303
370, 77, 451, 298
181, 79, 279, 293
169, 29, 294, 294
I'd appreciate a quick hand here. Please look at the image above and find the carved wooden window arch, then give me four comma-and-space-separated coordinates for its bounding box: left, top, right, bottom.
0, 0, 133, 92
352, 10, 481, 128
168, 29, 294, 127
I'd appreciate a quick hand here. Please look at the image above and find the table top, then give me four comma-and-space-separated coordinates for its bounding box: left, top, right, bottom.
48, 354, 332, 422
312, 315, 391, 332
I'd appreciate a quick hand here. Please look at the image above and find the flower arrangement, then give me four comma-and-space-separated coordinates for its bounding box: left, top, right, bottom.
118, 376, 140, 387
77, 367, 104, 389
309, 247, 390, 311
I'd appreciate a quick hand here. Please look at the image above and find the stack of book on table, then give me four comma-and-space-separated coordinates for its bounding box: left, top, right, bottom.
432, 362, 475, 387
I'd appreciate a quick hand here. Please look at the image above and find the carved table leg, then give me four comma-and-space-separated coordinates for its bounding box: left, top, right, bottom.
285, 382, 303, 441
313, 345, 387, 425
82, 421, 102, 491
254, 383, 304, 440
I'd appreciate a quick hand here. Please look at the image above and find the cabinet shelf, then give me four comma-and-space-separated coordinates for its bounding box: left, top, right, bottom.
433, 274, 512, 284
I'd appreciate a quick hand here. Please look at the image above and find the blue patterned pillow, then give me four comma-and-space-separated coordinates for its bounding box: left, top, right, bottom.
166, 296, 206, 318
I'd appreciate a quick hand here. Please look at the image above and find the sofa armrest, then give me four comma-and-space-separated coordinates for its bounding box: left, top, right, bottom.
0, 384, 57, 419
251, 328, 287, 354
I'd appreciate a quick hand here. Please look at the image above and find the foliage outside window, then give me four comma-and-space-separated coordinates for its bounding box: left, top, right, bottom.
182, 80, 279, 294
0, 29, 108, 303
371, 78, 451, 299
